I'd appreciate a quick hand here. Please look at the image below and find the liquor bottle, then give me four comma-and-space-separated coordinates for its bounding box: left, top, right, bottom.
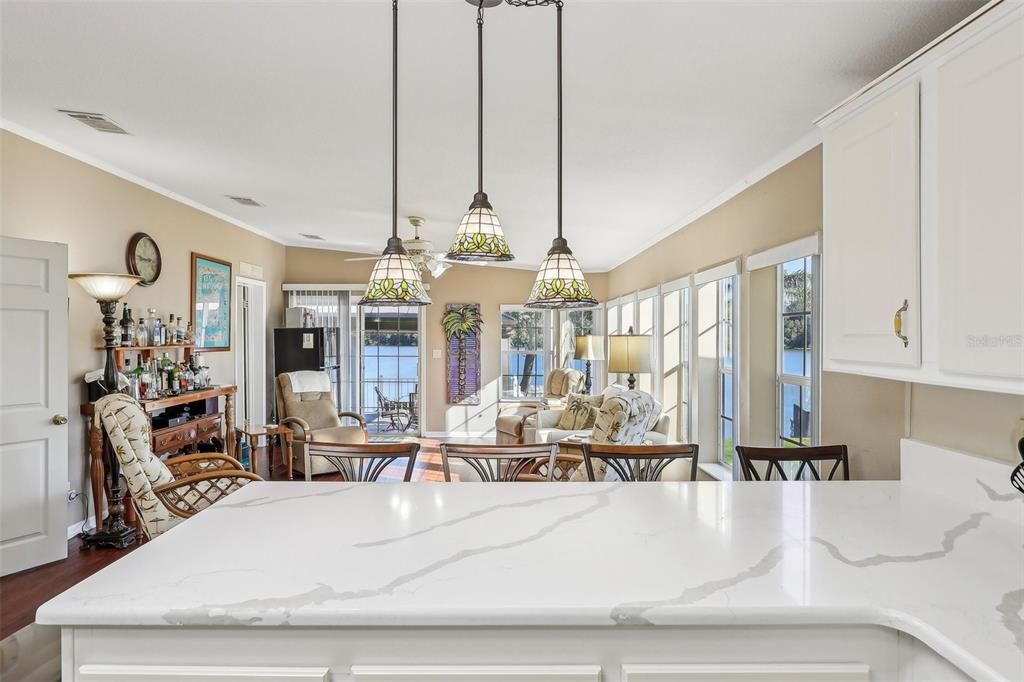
184, 322, 194, 345
175, 316, 186, 344
135, 315, 149, 347
167, 315, 177, 346
147, 309, 160, 346
122, 358, 133, 395
119, 304, 133, 347
132, 361, 145, 399
178, 363, 189, 393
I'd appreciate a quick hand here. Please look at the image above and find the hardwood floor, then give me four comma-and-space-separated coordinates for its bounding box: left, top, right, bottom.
0, 437, 455, 639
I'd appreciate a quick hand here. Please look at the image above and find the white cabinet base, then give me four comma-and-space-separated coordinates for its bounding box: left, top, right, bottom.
59, 624, 974, 682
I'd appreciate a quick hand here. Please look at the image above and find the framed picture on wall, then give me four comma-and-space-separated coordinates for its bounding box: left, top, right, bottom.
190, 252, 232, 351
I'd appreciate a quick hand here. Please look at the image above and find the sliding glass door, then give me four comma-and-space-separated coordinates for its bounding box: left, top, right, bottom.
360, 305, 422, 435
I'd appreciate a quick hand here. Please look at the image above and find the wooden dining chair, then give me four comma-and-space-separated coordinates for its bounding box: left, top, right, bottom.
306, 441, 420, 482
581, 443, 699, 482
735, 445, 850, 481
439, 443, 559, 482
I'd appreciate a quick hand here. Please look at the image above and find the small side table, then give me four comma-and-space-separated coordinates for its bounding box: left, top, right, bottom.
234, 424, 293, 478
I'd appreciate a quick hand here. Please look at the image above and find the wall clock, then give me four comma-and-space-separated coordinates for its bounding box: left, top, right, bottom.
126, 232, 162, 286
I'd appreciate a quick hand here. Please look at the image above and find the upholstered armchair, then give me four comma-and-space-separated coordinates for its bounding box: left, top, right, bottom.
96, 393, 261, 539
275, 372, 368, 477
494, 368, 586, 445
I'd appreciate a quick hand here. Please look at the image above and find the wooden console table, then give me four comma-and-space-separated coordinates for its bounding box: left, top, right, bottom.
80, 385, 236, 533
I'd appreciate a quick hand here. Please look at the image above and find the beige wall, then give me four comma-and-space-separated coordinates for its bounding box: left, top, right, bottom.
908, 383, 1024, 464
1, 131, 286, 527
284, 246, 608, 435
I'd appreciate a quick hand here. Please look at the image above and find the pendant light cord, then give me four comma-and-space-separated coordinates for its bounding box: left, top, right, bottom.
556, 0, 563, 241
477, 1, 485, 195
392, 0, 399, 241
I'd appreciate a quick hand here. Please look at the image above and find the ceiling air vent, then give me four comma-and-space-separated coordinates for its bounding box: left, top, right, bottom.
58, 110, 129, 134
300, 233, 325, 241
226, 196, 264, 207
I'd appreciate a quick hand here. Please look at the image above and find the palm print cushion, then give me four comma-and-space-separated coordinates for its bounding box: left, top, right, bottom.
592, 390, 663, 445
556, 393, 603, 430
95, 393, 181, 538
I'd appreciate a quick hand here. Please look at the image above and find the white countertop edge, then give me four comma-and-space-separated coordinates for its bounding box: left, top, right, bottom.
36, 603, 1003, 682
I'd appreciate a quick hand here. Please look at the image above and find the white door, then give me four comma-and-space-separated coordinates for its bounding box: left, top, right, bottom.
235, 277, 267, 429
937, 13, 1024, 379
823, 81, 921, 368
0, 236, 69, 576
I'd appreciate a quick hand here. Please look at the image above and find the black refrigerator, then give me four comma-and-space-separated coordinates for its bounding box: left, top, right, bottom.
274, 327, 327, 376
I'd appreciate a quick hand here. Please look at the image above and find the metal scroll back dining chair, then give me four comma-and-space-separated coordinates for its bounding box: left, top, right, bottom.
374, 385, 410, 432
306, 441, 420, 482
735, 444, 850, 481
581, 443, 700, 482
439, 443, 559, 482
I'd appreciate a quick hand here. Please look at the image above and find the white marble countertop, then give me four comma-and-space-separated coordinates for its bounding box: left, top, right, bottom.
38, 442, 1024, 681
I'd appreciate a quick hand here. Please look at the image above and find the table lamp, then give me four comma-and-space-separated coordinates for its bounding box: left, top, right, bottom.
70, 273, 143, 396
607, 326, 652, 390
574, 335, 604, 395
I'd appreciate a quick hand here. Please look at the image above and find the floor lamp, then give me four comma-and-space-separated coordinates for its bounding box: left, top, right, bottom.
70, 273, 142, 549
574, 335, 603, 395
607, 327, 652, 391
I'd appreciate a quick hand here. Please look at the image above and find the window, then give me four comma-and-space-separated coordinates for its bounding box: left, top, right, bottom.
636, 288, 659, 395
361, 306, 421, 434
500, 306, 549, 400
661, 283, 691, 441
719, 278, 735, 466
778, 257, 815, 447
560, 308, 603, 392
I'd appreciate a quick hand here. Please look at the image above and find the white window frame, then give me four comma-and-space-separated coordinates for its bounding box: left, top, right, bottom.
499, 304, 553, 401
659, 276, 693, 442
776, 255, 821, 448
694, 259, 742, 475
635, 286, 662, 399
746, 235, 822, 450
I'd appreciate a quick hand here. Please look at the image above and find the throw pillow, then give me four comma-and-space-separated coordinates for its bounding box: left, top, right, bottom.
556, 393, 603, 431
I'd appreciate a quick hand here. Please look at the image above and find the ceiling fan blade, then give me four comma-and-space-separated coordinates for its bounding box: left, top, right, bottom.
344, 256, 381, 262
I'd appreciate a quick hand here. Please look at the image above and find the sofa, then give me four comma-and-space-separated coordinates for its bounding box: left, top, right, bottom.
523, 385, 671, 446
494, 367, 586, 445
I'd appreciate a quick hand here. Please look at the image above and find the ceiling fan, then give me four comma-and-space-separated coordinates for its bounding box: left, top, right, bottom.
346, 216, 487, 278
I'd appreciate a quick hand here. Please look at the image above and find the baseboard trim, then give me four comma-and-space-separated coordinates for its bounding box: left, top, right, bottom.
68, 513, 103, 540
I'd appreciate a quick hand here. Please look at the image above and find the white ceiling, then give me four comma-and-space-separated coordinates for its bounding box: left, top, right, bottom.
1, 0, 983, 270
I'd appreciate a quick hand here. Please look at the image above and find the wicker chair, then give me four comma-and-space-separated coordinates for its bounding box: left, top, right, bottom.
95, 393, 261, 539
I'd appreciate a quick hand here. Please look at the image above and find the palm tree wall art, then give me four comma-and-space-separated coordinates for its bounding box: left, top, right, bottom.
442, 303, 483, 405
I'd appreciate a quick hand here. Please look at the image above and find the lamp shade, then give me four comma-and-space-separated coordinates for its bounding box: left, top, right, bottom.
574, 335, 604, 361
69, 273, 142, 301
525, 248, 598, 309
358, 251, 432, 306
607, 333, 652, 374
446, 197, 514, 262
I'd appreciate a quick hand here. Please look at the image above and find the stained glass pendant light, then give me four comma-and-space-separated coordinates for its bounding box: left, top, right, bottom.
525, 0, 597, 309
360, 0, 431, 307
445, 0, 514, 263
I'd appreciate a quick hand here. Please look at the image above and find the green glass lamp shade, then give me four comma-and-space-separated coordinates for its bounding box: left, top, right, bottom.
525, 241, 597, 309
358, 251, 432, 306
446, 193, 514, 262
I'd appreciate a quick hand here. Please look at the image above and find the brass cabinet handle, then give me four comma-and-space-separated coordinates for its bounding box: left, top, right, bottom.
894, 299, 909, 348
51, 414, 68, 425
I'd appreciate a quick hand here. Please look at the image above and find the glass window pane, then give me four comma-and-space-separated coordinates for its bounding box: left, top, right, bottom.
721, 373, 733, 418
782, 259, 806, 313
782, 315, 805, 375
721, 418, 733, 465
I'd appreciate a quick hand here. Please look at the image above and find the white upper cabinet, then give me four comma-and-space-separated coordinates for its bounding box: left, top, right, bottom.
819, 1, 1024, 395
823, 81, 921, 369
936, 13, 1024, 380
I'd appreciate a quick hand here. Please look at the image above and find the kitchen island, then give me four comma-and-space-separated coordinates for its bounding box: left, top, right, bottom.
38, 440, 1024, 682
